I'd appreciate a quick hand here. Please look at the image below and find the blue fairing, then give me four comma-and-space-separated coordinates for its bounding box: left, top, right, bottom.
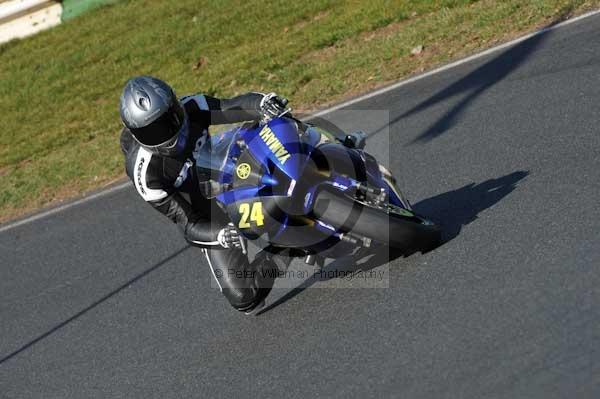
203, 117, 406, 207
240, 118, 306, 180
194, 116, 412, 253
214, 119, 319, 205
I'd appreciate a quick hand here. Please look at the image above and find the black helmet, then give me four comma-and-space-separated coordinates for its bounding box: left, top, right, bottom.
119, 76, 188, 157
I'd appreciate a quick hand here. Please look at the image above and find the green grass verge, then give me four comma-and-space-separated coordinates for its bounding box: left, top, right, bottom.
0, 0, 598, 222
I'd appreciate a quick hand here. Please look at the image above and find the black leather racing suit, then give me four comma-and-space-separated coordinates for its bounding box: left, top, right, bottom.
120, 93, 277, 312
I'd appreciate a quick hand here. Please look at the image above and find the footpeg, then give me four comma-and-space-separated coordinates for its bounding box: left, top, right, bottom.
340, 232, 372, 248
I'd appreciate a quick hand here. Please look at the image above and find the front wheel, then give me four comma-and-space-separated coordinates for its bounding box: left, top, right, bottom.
312, 187, 442, 252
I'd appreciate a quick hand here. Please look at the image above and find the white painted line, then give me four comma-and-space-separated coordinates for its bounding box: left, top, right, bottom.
2, 8, 599, 233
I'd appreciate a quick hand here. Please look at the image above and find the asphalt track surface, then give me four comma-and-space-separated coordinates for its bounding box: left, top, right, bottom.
2, 14, 600, 399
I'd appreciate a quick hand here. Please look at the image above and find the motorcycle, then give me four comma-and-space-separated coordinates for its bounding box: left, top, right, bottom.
194, 116, 441, 263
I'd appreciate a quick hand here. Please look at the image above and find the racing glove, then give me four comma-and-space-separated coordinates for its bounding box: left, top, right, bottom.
260, 92, 290, 122
217, 223, 244, 249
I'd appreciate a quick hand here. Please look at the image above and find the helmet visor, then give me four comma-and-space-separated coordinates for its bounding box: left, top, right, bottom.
130, 102, 185, 147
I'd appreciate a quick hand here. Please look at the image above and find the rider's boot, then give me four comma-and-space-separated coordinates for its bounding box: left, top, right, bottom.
243, 249, 293, 316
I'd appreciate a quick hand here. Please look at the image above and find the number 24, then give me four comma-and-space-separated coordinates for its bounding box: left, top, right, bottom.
238, 202, 265, 228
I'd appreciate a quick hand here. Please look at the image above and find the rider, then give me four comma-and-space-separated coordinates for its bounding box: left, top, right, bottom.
119, 76, 290, 314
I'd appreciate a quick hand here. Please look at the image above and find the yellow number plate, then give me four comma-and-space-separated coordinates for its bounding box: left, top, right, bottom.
238, 202, 265, 228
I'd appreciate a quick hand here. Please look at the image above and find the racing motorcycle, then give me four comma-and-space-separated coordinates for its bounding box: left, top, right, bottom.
195, 116, 441, 263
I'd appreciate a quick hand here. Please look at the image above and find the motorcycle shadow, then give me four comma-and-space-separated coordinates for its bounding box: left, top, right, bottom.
257, 170, 529, 315
413, 170, 529, 243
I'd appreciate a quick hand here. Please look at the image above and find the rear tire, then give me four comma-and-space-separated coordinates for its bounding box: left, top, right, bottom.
312, 187, 442, 252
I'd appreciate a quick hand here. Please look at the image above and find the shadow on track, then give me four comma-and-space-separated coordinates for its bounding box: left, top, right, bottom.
403, 29, 550, 144
258, 170, 528, 315
0, 246, 190, 366
367, 8, 577, 143
413, 170, 529, 242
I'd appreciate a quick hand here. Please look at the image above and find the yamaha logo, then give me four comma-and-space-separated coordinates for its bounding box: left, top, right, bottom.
236, 163, 251, 180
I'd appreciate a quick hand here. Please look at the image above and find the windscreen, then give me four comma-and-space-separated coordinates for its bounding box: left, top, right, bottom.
194, 129, 239, 198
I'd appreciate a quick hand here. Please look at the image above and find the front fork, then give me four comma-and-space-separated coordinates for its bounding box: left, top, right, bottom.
378, 163, 413, 211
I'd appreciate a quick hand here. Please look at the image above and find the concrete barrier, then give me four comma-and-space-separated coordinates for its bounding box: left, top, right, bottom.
0, 0, 49, 20
0, 0, 62, 44
0, 0, 117, 44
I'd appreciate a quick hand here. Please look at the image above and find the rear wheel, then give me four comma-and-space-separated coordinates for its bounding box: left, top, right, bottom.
312, 187, 442, 252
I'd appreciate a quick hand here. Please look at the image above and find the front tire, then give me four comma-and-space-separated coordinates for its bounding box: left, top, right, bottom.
312, 187, 442, 252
